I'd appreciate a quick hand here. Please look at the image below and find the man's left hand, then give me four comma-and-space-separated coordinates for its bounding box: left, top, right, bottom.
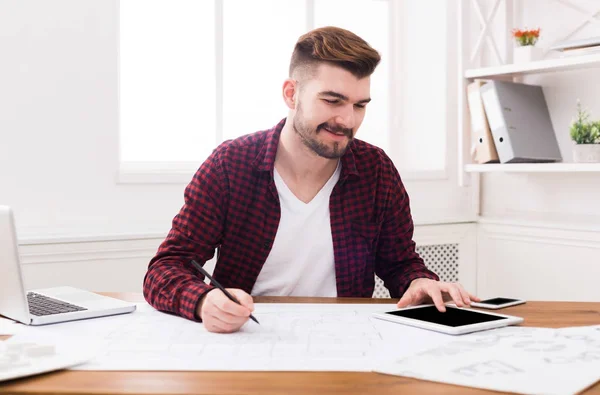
397, 278, 480, 312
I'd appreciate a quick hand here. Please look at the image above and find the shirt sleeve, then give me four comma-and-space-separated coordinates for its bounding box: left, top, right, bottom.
374, 160, 439, 298
142, 148, 228, 321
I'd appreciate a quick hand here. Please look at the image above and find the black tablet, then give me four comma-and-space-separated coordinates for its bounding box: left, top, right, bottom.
372, 304, 524, 335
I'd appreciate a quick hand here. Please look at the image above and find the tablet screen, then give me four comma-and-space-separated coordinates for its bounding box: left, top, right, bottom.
479, 297, 520, 305
385, 306, 507, 327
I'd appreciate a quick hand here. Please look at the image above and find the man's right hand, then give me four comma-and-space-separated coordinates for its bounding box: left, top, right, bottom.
197, 288, 255, 333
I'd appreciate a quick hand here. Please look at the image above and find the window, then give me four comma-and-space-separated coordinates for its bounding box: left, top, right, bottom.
120, 0, 216, 164
397, 0, 448, 172
119, 0, 448, 182
222, 1, 306, 140
314, 0, 390, 152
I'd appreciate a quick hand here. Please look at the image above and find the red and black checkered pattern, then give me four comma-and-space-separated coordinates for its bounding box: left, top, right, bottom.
143, 118, 438, 321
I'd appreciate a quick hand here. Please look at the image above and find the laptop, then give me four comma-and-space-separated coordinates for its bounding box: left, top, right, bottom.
0, 206, 136, 325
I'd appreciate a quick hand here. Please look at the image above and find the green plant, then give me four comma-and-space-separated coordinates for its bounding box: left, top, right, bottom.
592, 121, 600, 141
570, 101, 600, 144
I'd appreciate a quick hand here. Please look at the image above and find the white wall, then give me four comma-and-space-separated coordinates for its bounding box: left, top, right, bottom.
18, 235, 163, 292
474, 0, 600, 301
477, 220, 600, 301
0, 0, 184, 239
0, 0, 189, 292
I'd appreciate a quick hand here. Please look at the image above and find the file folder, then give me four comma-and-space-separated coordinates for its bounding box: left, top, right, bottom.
466, 81, 499, 164
479, 80, 562, 163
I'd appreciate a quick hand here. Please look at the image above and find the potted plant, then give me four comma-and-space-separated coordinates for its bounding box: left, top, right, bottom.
512, 28, 542, 63
570, 101, 600, 163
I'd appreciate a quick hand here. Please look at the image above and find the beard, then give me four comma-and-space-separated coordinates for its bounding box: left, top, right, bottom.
292, 103, 354, 159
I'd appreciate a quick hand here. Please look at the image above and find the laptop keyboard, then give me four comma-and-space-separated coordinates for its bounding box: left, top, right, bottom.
27, 292, 87, 316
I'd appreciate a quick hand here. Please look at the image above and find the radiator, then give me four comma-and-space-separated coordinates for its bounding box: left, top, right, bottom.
373, 243, 460, 298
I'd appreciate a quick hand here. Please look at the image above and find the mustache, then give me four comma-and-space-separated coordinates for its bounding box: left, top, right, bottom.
317, 123, 353, 138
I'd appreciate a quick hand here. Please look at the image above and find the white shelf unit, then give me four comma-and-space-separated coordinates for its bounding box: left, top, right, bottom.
464, 52, 600, 79
461, 56, 600, 175
458, 2, 600, 183
465, 163, 600, 173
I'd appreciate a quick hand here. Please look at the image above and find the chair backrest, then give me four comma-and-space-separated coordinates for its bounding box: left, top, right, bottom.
373, 243, 460, 298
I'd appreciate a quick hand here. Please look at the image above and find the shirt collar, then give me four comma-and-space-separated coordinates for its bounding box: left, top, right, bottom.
254, 118, 359, 181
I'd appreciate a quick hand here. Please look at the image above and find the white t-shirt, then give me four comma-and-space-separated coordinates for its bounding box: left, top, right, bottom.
251, 163, 341, 297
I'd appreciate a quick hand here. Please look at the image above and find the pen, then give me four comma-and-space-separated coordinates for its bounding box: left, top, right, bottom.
190, 259, 260, 324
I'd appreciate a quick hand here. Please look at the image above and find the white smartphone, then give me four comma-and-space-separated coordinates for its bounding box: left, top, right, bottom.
470, 297, 526, 309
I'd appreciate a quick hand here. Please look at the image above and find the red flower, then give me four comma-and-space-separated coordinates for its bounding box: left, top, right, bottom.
512, 28, 540, 38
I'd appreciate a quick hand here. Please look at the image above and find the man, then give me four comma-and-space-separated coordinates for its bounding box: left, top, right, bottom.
143, 26, 479, 333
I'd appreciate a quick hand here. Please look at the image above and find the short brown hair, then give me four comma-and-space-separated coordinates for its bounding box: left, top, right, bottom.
289, 26, 381, 80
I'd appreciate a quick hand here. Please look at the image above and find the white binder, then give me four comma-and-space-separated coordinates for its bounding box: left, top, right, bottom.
480, 80, 562, 163
466, 81, 499, 164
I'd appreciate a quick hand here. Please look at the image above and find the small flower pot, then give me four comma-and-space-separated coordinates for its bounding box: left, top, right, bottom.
572, 144, 600, 163
513, 46, 543, 64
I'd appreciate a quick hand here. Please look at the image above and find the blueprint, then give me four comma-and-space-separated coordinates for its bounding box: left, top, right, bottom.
14, 302, 453, 371
375, 325, 600, 395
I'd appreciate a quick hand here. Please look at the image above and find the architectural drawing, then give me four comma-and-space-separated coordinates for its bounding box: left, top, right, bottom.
453, 360, 523, 377
18, 302, 445, 372
376, 325, 600, 395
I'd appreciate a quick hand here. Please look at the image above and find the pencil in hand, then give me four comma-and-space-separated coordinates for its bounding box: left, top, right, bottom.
190, 259, 260, 324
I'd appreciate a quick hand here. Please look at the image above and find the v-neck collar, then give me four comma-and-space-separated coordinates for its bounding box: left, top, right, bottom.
273, 161, 341, 210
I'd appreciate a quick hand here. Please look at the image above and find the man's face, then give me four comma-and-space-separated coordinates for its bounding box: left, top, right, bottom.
292, 64, 371, 159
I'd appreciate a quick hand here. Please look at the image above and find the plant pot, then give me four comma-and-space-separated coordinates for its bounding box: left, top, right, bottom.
572, 144, 600, 163
513, 46, 543, 64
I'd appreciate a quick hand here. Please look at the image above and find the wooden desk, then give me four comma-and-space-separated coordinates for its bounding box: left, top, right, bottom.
1, 294, 599, 395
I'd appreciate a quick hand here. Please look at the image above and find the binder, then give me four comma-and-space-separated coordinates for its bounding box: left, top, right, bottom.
466, 81, 499, 164
479, 80, 562, 163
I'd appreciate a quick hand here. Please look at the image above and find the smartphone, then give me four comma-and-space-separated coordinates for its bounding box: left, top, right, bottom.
470, 297, 526, 309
